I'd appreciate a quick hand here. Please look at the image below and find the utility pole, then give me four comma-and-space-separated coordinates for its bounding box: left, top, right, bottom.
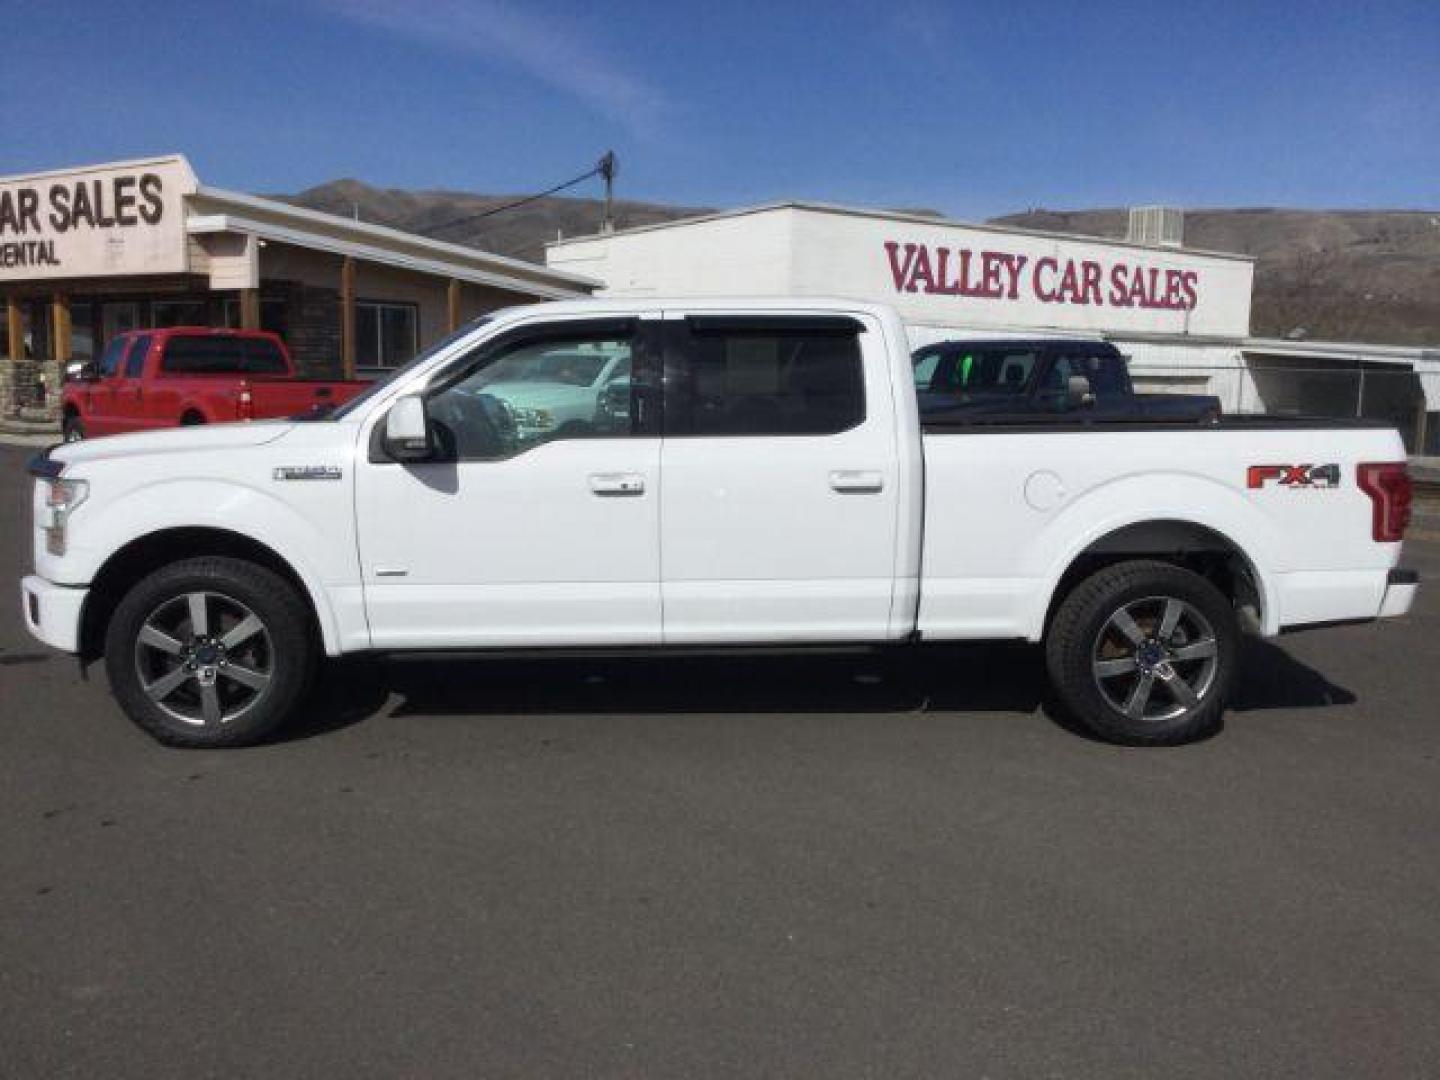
598, 150, 617, 234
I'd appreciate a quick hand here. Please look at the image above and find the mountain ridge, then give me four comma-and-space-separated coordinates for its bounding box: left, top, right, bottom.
279, 181, 1440, 346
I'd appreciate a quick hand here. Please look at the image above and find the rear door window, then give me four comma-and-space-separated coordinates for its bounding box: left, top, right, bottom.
1047, 351, 1130, 401
667, 319, 866, 436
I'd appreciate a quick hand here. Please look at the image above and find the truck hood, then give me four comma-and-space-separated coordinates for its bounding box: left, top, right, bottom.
51, 420, 296, 468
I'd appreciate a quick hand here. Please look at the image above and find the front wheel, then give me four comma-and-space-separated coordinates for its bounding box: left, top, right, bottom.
62, 415, 85, 442
104, 557, 316, 748
1045, 560, 1238, 745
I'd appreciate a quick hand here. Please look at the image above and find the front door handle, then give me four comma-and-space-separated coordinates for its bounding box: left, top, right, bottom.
829, 469, 884, 494
589, 472, 645, 496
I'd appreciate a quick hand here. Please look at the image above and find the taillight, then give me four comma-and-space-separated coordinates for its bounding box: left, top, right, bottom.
1356, 462, 1412, 543
237, 388, 253, 421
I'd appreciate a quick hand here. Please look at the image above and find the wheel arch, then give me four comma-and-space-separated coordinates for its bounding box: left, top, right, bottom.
1037, 517, 1274, 641
79, 526, 337, 662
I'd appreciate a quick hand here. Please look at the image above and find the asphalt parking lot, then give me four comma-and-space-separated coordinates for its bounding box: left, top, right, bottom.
1, 441, 1438, 1079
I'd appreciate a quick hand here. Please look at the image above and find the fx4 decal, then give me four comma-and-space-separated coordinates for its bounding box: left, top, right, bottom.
1247, 464, 1341, 489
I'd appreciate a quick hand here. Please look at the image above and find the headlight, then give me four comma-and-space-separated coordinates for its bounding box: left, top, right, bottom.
512, 407, 554, 430
43, 478, 88, 556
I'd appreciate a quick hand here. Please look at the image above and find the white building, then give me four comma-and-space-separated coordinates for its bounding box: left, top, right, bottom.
548, 202, 1439, 452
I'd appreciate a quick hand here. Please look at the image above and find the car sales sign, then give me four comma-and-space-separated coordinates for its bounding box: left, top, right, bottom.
0, 156, 198, 282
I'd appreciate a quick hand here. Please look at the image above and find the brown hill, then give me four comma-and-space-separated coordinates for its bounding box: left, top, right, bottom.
992, 208, 1440, 346
278, 178, 707, 264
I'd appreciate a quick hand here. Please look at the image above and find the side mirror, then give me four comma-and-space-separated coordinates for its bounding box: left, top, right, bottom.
1066, 374, 1095, 408
383, 395, 433, 461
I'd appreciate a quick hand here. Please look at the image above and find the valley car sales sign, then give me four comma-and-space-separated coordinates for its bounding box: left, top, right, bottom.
786, 209, 1254, 337
0, 156, 198, 281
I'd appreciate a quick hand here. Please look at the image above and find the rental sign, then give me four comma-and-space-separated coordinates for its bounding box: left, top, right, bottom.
0, 156, 196, 281
884, 241, 1199, 311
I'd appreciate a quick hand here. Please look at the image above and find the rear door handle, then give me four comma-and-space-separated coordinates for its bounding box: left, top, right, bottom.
589, 472, 645, 496
829, 469, 884, 493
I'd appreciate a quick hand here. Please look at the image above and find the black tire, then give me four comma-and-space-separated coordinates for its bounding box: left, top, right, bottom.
1045, 560, 1238, 746
180, 412, 205, 426
62, 415, 85, 442
104, 557, 316, 748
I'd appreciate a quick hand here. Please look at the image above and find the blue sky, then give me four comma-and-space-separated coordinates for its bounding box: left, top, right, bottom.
2, 0, 1436, 219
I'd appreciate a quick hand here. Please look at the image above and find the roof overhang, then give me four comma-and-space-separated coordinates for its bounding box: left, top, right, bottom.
187, 184, 598, 299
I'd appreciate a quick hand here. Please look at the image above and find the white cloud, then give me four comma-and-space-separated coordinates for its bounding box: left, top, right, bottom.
311, 0, 670, 135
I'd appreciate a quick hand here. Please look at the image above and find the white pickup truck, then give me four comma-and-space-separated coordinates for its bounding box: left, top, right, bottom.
21, 299, 1418, 748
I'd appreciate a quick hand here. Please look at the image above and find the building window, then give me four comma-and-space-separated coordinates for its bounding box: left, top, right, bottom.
356, 301, 419, 370
152, 300, 208, 328
221, 297, 289, 338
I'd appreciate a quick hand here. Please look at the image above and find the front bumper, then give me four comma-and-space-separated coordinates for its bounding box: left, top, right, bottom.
1379, 568, 1419, 619
20, 575, 87, 653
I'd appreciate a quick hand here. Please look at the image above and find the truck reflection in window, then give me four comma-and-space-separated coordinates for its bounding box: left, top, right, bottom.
429, 336, 633, 460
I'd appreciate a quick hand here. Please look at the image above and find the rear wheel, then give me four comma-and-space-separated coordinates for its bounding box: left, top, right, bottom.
1045, 560, 1238, 745
104, 557, 316, 748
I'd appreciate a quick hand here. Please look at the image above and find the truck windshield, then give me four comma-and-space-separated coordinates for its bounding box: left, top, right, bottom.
327, 317, 492, 420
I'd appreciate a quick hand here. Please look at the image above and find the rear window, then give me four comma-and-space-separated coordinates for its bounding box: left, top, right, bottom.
244, 338, 288, 374
160, 336, 287, 375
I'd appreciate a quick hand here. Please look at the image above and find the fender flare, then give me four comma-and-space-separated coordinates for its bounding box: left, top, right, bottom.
1025, 473, 1283, 639
75, 482, 349, 655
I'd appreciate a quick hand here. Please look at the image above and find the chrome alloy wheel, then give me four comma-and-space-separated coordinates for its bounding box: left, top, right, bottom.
1091, 595, 1220, 723
133, 591, 274, 727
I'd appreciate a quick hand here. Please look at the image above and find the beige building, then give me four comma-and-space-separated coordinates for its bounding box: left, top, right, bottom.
0, 154, 597, 425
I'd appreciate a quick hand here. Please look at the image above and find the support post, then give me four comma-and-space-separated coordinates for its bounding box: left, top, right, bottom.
1414, 397, 1429, 456
51, 293, 72, 362
239, 288, 261, 331
340, 256, 357, 379
447, 278, 461, 334
5, 295, 21, 361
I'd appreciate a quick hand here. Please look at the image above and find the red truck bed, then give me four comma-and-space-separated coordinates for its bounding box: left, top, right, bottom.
61, 327, 368, 440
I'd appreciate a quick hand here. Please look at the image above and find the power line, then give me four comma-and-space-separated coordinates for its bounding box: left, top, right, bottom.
424, 153, 614, 237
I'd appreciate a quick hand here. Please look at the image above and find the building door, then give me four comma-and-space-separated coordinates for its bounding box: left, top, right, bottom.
354, 316, 664, 648
657, 313, 902, 643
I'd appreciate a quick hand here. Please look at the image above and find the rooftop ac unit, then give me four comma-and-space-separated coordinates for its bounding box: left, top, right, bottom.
1127, 206, 1184, 248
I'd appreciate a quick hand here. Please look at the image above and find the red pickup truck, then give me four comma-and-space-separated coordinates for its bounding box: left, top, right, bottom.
61, 328, 368, 441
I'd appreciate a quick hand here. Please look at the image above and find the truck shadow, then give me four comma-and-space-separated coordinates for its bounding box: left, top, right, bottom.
283, 636, 1355, 744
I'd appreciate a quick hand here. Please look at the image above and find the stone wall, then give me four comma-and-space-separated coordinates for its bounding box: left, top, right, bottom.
0, 357, 63, 424
285, 283, 343, 378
